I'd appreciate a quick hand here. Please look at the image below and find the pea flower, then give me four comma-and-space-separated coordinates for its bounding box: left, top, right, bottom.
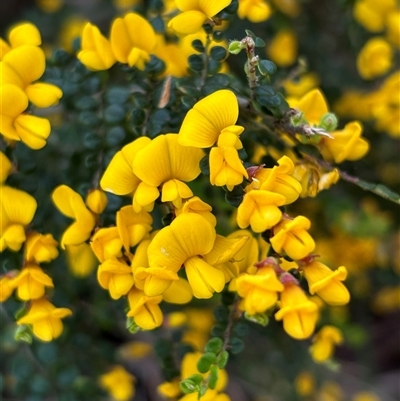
91, 227, 123, 263
237, 0, 272, 22
267, 30, 298, 67
1, 45, 63, 108
227, 229, 259, 274
110, 12, 156, 69
319, 121, 369, 163
353, 0, 397, 32
97, 257, 134, 299
99, 365, 136, 401
16, 298, 72, 342
132, 134, 204, 211
356, 37, 393, 80
275, 282, 319, 339
249, 156, 302, 204
0, 273, 17, 302
11, 263, 54, 300
65, 243, 97, 278
237, 190, 286, 233
1, 22, 41, 59
25, 232, 59, 263
301, 260, 350, 305
52, 185, 96, 248
0, 84, 51, 149
175, 196, 217, 227
209, 130, 249, 190
0, 185, 37, 252
137, 213, 247, 299
309, 325, 343, 362
270, 215, 316, 260
236, 265, 284, 315
127, 287, 163, 330
77, 23, 116, 71
86, 189, 108, 214
100, 136, 151, 196
168, 0, 232, 36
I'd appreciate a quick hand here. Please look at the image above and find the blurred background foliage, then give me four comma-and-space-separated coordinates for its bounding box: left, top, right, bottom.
1, 0, 399, 400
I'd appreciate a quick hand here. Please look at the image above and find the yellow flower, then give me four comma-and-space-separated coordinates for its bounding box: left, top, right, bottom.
179, 90, 244, 148
1, 45, 63, 107
0, 151, 12, 183
272, 0, 301, 18
116, 206, 152, 252
353, 0, 397, 32
175, 196, 217, 227
65, 243, 97, 277
309, 325, 343, 362
0, 186, 37, 252
86, 189, 108, 214
238, 0, 272, 22
320, 121, 369, 163
250, 155, 302, 204
295, 371, 316, 397
209, 132, 248, 190
127, 287, 163, 329
132, 134, 204, 211
356, 37, 393, 80
59, 16, 87, 53
386, 10, 400, 48
77, 23, 116, 71
91, 227, 123, 263
52, 185, 96, 248
168, 0, 232, 36
99, 365, 136, 401
140, 213, 246, 298
237, 190, 286, 233
0, 84, 51, 149
302, 260, 350, 305
318, 169, 340, 191
292, 163, 320, 198
236, 266, 284, 314
275, 282, 319, 339
17, 298, 72, 342
267, 30, 298, 67
289, 88, 329, 126
270, 215, 315, 260
283, 72, 319, 98
227, 229, 259, 274
25, 232, 58, 263
97, 257, 134, 299
100, 136, 151, 196
36, 0, 63, 13
110, 13, 156, 69
1, 23, 41, 59
11, 263, 54, 300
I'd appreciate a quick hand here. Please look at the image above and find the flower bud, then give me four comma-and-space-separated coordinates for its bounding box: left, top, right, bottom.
228, 40, 245, 55
319, 112, 338, 132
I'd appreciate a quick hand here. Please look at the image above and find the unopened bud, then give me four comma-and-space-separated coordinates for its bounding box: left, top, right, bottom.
228, 40, 245, 55
319, 112, 338, 132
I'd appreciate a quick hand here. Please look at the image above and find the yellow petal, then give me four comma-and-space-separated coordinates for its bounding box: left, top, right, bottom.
168, 11, 207, 36
1, 45, 45, 87
100, 137, 150, 195
110, 13, 156, 64
25, 82, 63, 108
295, 89, 329, 125
133, 182, 159, 212
1, 186, 37, 225
1, 224, 26, 251
66, 243, 97, 277
161, 179, 193, 206
179, 90, 239, 147
185, 256, 225, 298
133, 134, 203, 186
163, 278, 193, 304
8, 23, 42, 47
14, 114, 51, 150
0, 84, 28, 118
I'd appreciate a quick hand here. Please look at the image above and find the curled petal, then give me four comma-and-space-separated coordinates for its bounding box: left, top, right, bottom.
168, 11, 207, 36
14, 114, 51, 149
25, 82, 63, 108
8, 23, 42, 48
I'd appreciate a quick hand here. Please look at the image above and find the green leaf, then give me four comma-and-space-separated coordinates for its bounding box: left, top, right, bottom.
258, 59, 277, 75
205, 337, 223, 354
104, 104, 126, 124
213, 304, 229, 323
350, 179, 400, 204
129, 108, 147, 126
212, 31, 224, 42
192, 39, 205, 52
197, 352, 217, 373
188, 54, 204, 72
229, 337, 244, 355
14, 325, 32, 344
245, 29, 256, 39
83, 132, 102, 150
185, 374, 204, 385
217, 351, 229, 369
180, 379, 198, 394
105, 87, 130, 104
210, 46, 227, 61
211, 323, 225, 337
208, 365, 219, 390
232, 322, 248, 337
255, 37, 266, 47
225, 185, 244, 207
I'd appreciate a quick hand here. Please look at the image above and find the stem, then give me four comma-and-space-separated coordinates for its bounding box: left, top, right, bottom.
241, 36, 259, 99
200, 32, 212, 87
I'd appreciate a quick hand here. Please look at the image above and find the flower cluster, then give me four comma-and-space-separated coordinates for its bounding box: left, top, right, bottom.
0, 23, 62, 149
